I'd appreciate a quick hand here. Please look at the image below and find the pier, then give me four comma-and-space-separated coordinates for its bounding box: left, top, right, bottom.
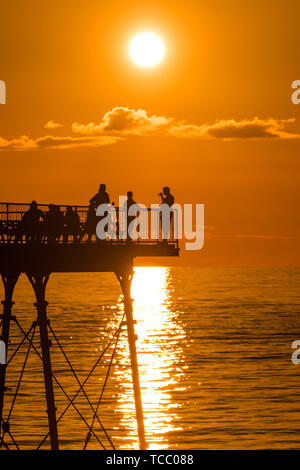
0, 202, 179, 450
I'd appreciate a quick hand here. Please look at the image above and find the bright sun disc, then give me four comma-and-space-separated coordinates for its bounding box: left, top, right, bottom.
129, 33, 165, 67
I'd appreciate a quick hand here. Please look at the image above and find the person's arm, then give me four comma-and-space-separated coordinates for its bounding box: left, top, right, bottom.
89, 193, 97, 204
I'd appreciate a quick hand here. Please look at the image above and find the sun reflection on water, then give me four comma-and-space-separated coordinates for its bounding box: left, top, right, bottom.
114, 267, 185, 449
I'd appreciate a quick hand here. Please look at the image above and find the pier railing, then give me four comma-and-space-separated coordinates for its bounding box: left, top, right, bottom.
0, 202, 179, 247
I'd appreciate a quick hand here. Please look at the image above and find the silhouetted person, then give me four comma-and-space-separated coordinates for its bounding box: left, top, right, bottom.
45, 204, 60, 242
159, 186, 175, 240
159, 186, 174, 207
126, 191, 136, 210
63, 206, 80, 243
22, 200, 44, 242
44, 204, 64, 242
89, 184, 111, 242
80, 203, 97, 243
89, 184, 110, 209
123, 191, 137, 240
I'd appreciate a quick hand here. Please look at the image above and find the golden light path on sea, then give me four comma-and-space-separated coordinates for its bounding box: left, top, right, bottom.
113, 267, 185, 449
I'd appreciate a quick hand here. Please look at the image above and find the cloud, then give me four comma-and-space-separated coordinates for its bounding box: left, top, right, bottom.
72, 107, 173, 136
1, 108, 300, 152
72, 107, 300, 140
170, 117, 299, 139
44, 120, 64, 129
0, 134, 119, 151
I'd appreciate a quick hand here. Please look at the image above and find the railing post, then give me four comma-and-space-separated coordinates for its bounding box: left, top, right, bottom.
116, 207, 120, 241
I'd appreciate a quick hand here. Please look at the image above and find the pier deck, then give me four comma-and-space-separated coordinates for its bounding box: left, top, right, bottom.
0, 202, 179, 272
0, 202, 179, 451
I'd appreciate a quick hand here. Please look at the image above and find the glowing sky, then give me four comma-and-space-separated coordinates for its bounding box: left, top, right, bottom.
1, 0, 300, 265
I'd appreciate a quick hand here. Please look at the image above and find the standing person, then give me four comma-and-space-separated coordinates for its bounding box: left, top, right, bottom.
159, 186, 174, 207
158, 186, 175, 240
45, 205, 64, 242
63, 206, 80, 243
89, 184, 110, 209
22, 200, 44, 242
123, 191, 137, 240
89, 184, 111, 241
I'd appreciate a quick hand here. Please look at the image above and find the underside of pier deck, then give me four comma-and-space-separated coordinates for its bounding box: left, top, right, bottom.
0, 242, 179, 273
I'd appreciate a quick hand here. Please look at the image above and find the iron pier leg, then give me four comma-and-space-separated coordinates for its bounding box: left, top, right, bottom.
26, 273, 59, 450
0, 273, 20, 431
115, 268, 147, 450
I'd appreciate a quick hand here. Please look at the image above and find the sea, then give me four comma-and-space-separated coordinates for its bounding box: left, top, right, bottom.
1, 267, 300, 450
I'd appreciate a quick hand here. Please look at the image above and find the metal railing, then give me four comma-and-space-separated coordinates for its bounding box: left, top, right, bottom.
0, 202, 179, 247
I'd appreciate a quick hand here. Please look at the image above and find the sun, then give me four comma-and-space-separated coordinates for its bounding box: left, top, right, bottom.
129, 33, 165, 67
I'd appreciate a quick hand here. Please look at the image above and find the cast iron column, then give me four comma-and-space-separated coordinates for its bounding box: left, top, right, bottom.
27, 272, 59, 450
116, 267, 147, 450
0, 273, 20, 431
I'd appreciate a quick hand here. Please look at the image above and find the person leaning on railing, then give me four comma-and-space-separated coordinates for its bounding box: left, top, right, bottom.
63, 206, 81, 243
89, 183, 110, 207
43, 205, 57, 243
21, 200, 45, 242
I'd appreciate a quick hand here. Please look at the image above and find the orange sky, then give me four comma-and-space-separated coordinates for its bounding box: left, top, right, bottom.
1, 0, 300, 266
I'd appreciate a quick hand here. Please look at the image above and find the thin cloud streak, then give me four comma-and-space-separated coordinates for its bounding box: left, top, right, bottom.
0, 135, 119, 151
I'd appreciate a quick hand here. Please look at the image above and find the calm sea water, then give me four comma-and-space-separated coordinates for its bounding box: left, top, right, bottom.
1, 267, 300, 450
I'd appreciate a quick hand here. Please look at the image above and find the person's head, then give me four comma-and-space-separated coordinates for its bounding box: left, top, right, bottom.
30, 200, 38, 210
127, 191, 133, 200
99, 184, 106, 192
163, 186, 170, 195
